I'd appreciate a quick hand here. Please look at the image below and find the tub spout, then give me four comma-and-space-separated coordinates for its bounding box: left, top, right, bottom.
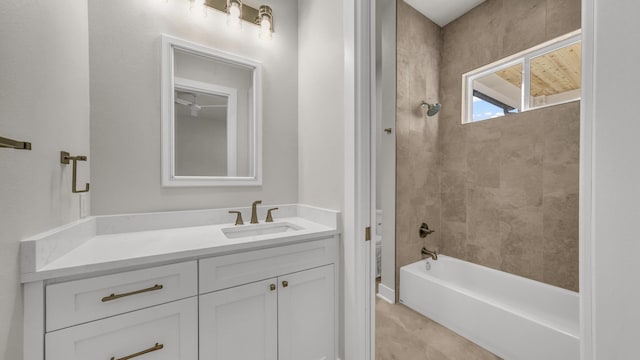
421, 247, 438, 260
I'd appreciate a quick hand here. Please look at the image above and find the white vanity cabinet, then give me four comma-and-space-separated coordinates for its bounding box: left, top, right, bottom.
42, 262, 199, 360
199, 278, 279, 360
45, 261, 198, 332
46, 297, 198, 360
278, 264, 335, 360
199, 237, 337, 360
30, 235, 339, 360
199, 265, 335, 360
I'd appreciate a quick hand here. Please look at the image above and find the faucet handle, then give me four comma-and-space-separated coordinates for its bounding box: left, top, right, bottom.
419, 223, 435, 238
265, 208, 279, 223
229, 211, 244, 226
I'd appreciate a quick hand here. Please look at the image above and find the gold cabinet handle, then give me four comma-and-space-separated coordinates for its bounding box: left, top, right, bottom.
270, 284, 276, 291
282, 281, 288, 288
101, 284, 163, 302
110, 342, 164, 360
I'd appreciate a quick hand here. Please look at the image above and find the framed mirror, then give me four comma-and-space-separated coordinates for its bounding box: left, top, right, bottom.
161, 35, 262, 186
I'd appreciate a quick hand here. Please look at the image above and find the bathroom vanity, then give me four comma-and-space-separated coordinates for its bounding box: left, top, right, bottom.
21, 204, 340, 360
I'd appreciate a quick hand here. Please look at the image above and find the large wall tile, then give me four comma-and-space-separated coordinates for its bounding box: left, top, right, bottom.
502, 0, 547, 56
396, 0, 580, 292
434, 0, 581, 291
546, 0, 582, 39
395, 0, 442, 300
542, 192, 579, 290
499, 207, 545, 281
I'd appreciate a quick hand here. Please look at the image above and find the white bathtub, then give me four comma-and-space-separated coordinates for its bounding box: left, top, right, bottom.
400, 256, 579, 360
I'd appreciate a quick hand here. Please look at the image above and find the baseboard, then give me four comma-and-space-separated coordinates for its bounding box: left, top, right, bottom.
377, 283, 395, 304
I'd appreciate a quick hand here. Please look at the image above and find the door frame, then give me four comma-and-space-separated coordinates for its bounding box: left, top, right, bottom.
342, 0, 375, 359
578, 0, 595, 358
356, 1, 597, 360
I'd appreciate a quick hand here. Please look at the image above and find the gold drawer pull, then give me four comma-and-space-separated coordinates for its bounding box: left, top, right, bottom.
110, 342, 164, 360
282, 281, 288, 288
101, 284, 164, 302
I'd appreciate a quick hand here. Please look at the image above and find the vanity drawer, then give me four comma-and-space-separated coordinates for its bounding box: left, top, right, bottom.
45, 297, 197, 360
46, 261, 197, 332
199, 236, 336, 294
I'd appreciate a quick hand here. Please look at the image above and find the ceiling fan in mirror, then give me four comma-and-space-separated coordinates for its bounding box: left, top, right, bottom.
175, 91, 227, 117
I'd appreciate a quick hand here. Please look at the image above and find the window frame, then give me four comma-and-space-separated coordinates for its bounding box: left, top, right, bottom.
462, 30, 582, 124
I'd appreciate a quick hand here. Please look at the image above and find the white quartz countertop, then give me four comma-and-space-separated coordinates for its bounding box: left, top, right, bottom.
21, 204, 340, 282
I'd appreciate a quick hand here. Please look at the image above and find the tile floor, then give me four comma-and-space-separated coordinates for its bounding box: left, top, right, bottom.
375, 297, 502, 360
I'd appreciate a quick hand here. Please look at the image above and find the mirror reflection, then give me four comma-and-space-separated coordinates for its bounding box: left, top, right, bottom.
162, 35, 262, 186
175, 90, 231, 176
174, 48, 251, 178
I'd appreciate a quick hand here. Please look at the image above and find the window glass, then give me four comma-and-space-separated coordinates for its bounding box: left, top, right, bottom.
471, 63, 522, 121
529, 42, 581, 108
462, 32, 581, 124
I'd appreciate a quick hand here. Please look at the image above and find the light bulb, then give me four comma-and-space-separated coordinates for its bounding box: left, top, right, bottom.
259, 17, 272, 40
227, 2, 241, 28
257, 6, 273, 40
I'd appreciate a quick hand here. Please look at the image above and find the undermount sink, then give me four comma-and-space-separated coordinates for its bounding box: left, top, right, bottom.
222, 222, 304, 239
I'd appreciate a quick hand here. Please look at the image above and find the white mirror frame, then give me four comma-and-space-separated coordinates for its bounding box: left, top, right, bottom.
161, 34, 262, 187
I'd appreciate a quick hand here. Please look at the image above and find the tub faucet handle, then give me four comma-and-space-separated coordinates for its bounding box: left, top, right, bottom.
419, 223, 435, 238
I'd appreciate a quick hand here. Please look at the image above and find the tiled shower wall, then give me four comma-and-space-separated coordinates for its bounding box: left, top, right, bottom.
394, 0, 442, 298
396, 0, 581, 293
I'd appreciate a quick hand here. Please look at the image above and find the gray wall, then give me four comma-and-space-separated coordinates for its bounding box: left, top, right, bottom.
298, 0, 345, 211
437, 0, 581, 291
0, 0, 90, 358
297, 0, 345, 356
395, 0, 581, 292
395, 0, 443, 299
89, 0, 299, 214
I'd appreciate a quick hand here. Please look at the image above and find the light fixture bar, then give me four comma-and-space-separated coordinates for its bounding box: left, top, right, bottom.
204, 0, 261, 25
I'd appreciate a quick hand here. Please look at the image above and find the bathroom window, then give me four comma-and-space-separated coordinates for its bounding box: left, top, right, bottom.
462, 30, 581, 123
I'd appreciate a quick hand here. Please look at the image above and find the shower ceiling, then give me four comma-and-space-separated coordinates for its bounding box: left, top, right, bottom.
403, 0, 486, 27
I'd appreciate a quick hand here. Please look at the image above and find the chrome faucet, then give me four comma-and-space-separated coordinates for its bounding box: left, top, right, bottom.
421, 247, 438, 260
250, 200, 262, 224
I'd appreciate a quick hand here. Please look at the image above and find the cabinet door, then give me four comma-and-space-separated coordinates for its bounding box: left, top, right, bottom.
278, 265, 335, 360
45, 297, 197, 360
199, 278, 278, 360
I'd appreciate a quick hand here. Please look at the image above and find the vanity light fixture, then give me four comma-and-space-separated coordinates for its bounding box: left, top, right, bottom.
226, 0, 243, 28
257, 5, 273, 40
201, 0, 275, 39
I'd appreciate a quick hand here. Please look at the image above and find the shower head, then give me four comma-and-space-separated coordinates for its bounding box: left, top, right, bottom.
420, 101, 442, 117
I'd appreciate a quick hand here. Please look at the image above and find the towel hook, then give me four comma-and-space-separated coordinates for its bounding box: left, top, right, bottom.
60, 151, 90, 193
